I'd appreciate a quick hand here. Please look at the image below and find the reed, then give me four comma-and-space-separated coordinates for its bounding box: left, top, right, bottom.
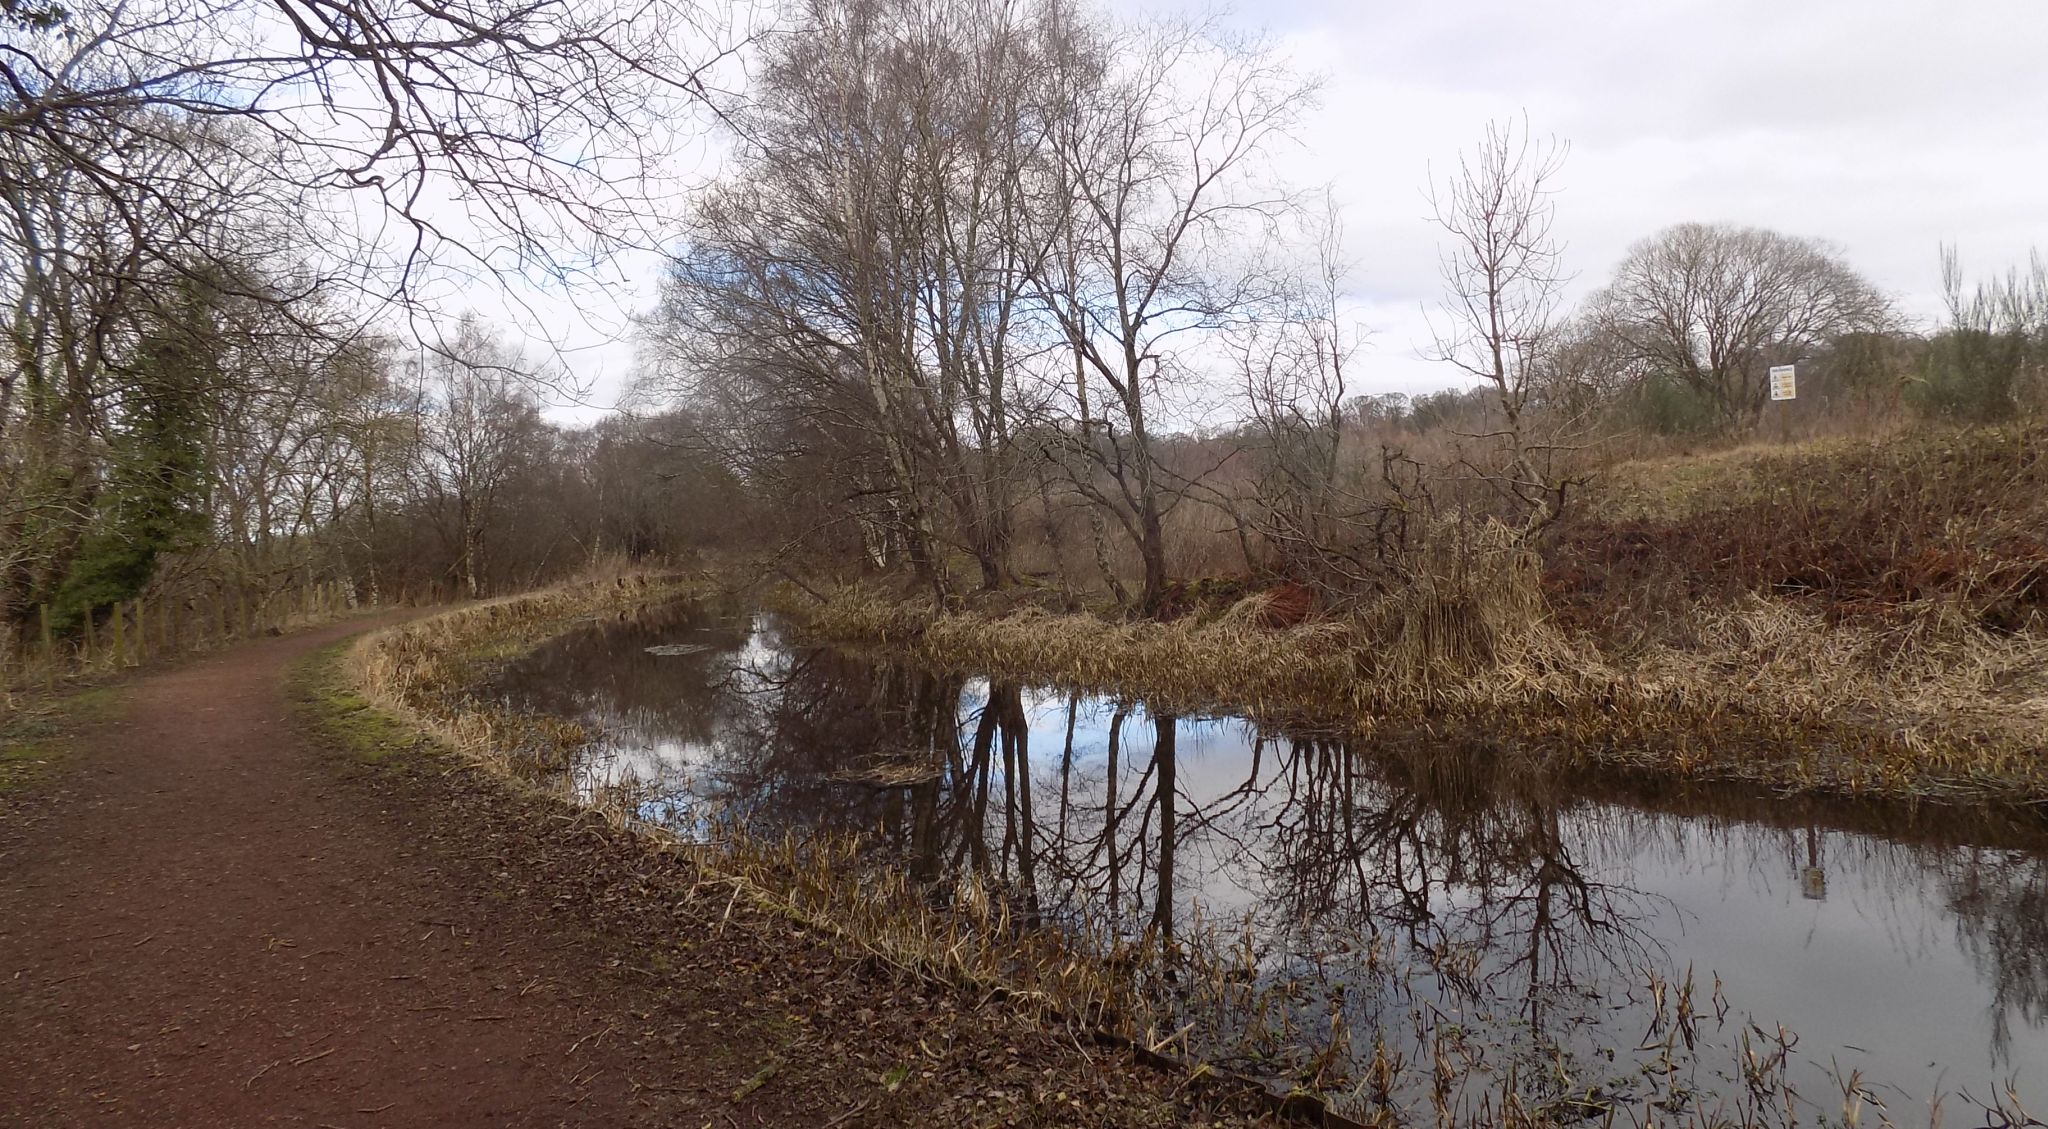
789, 573, 2048, 806
348, 570, 701, 783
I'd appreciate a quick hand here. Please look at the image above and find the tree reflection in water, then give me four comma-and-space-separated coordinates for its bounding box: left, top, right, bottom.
488, 600, 2048, 1124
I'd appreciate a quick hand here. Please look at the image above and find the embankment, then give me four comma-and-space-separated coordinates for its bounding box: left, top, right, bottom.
788, 426, 2048, 809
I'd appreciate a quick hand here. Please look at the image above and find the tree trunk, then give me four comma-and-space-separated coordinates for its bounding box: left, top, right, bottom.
1149, 712, 1176, 942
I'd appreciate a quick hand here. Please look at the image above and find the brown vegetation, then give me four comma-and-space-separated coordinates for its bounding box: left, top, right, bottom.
790, 425, 2048, 808
348, 571, 701, 783
1550, 425, 2048, 634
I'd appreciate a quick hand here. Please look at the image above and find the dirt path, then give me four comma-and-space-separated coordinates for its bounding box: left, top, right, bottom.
0, 617, 1259, 1129
1, 614, 665, 1126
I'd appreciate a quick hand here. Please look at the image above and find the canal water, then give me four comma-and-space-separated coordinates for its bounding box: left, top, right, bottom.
484, 598, 2048, 1125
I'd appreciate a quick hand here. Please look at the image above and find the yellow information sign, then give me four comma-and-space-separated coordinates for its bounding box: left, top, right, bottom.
1770, 364, 1797, 401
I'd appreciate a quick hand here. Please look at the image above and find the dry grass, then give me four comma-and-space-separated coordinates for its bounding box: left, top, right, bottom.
348, 571, 702, 785
791, 566, 2048, 806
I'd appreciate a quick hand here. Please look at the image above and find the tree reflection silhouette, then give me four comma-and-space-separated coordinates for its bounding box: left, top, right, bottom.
488, 604, 2048, 1120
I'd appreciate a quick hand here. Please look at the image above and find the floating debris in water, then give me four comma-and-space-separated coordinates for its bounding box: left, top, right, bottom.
645, 642, 715, 656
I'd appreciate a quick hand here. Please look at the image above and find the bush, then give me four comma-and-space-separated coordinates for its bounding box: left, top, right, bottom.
1909, 328, 2027, 422
1622, 372, 1723, 436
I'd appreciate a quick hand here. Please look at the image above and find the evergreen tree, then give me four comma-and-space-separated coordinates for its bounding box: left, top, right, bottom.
51, 285, 216, 628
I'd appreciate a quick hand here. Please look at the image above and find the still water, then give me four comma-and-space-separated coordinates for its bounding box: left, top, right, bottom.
486, 598, 2048, 1125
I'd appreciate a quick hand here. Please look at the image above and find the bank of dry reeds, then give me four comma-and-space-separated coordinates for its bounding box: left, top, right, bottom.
348, 571, 698, 780
792, 564, 2048, 806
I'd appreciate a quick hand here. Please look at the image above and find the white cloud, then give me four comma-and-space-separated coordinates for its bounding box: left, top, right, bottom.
1227, 0, 2048, 396
507, 0, 2048, 416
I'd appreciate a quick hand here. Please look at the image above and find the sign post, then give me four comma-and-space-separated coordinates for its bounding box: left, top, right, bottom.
1769, 364, 1797, 402
1769, 364, 1796, 442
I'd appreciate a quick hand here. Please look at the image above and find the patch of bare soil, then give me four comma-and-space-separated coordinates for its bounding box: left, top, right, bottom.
0, 616, 1268, 1127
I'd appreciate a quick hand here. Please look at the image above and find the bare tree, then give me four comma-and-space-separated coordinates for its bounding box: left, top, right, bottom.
0, 0, 734, 292
410, 319, 544, 598
1028, 12, 1313, 611
1425, 117, 1574, 539
1231, 195, 1372, 585
1592, 222, 1891, 428
1, 0, 735, 631
648, 0, 1095, 598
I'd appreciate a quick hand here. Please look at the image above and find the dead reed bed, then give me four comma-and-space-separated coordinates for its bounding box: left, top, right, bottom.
349, 571, 700, 783
790, 568, 2048, 807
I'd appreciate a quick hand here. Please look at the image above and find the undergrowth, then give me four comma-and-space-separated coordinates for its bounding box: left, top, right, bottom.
793, 428, 2048, 812
0, 686, 125, 792
1556, 424, 2048, 634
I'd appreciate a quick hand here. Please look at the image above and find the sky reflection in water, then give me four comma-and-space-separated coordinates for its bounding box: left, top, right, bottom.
488, 599, 2048, 1123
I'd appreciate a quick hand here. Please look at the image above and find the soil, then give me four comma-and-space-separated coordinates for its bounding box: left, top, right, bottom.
0, 615, 1268, 1127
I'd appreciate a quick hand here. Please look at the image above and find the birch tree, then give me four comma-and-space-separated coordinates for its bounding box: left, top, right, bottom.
1425, 117, 1575, 538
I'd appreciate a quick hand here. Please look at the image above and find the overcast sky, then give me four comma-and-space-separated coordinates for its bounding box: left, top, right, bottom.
516, 0, 2048, 421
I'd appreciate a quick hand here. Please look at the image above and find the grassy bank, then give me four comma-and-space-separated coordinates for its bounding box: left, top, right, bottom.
790, 427, 2048, 808
347, 572, 701, 783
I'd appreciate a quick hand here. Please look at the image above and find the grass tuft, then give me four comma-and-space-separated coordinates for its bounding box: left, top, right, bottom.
290, 643, 432, 765
0, 687, 125, 793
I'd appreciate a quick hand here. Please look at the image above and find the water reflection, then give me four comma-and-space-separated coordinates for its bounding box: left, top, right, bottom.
487, 599, 2048, 1123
